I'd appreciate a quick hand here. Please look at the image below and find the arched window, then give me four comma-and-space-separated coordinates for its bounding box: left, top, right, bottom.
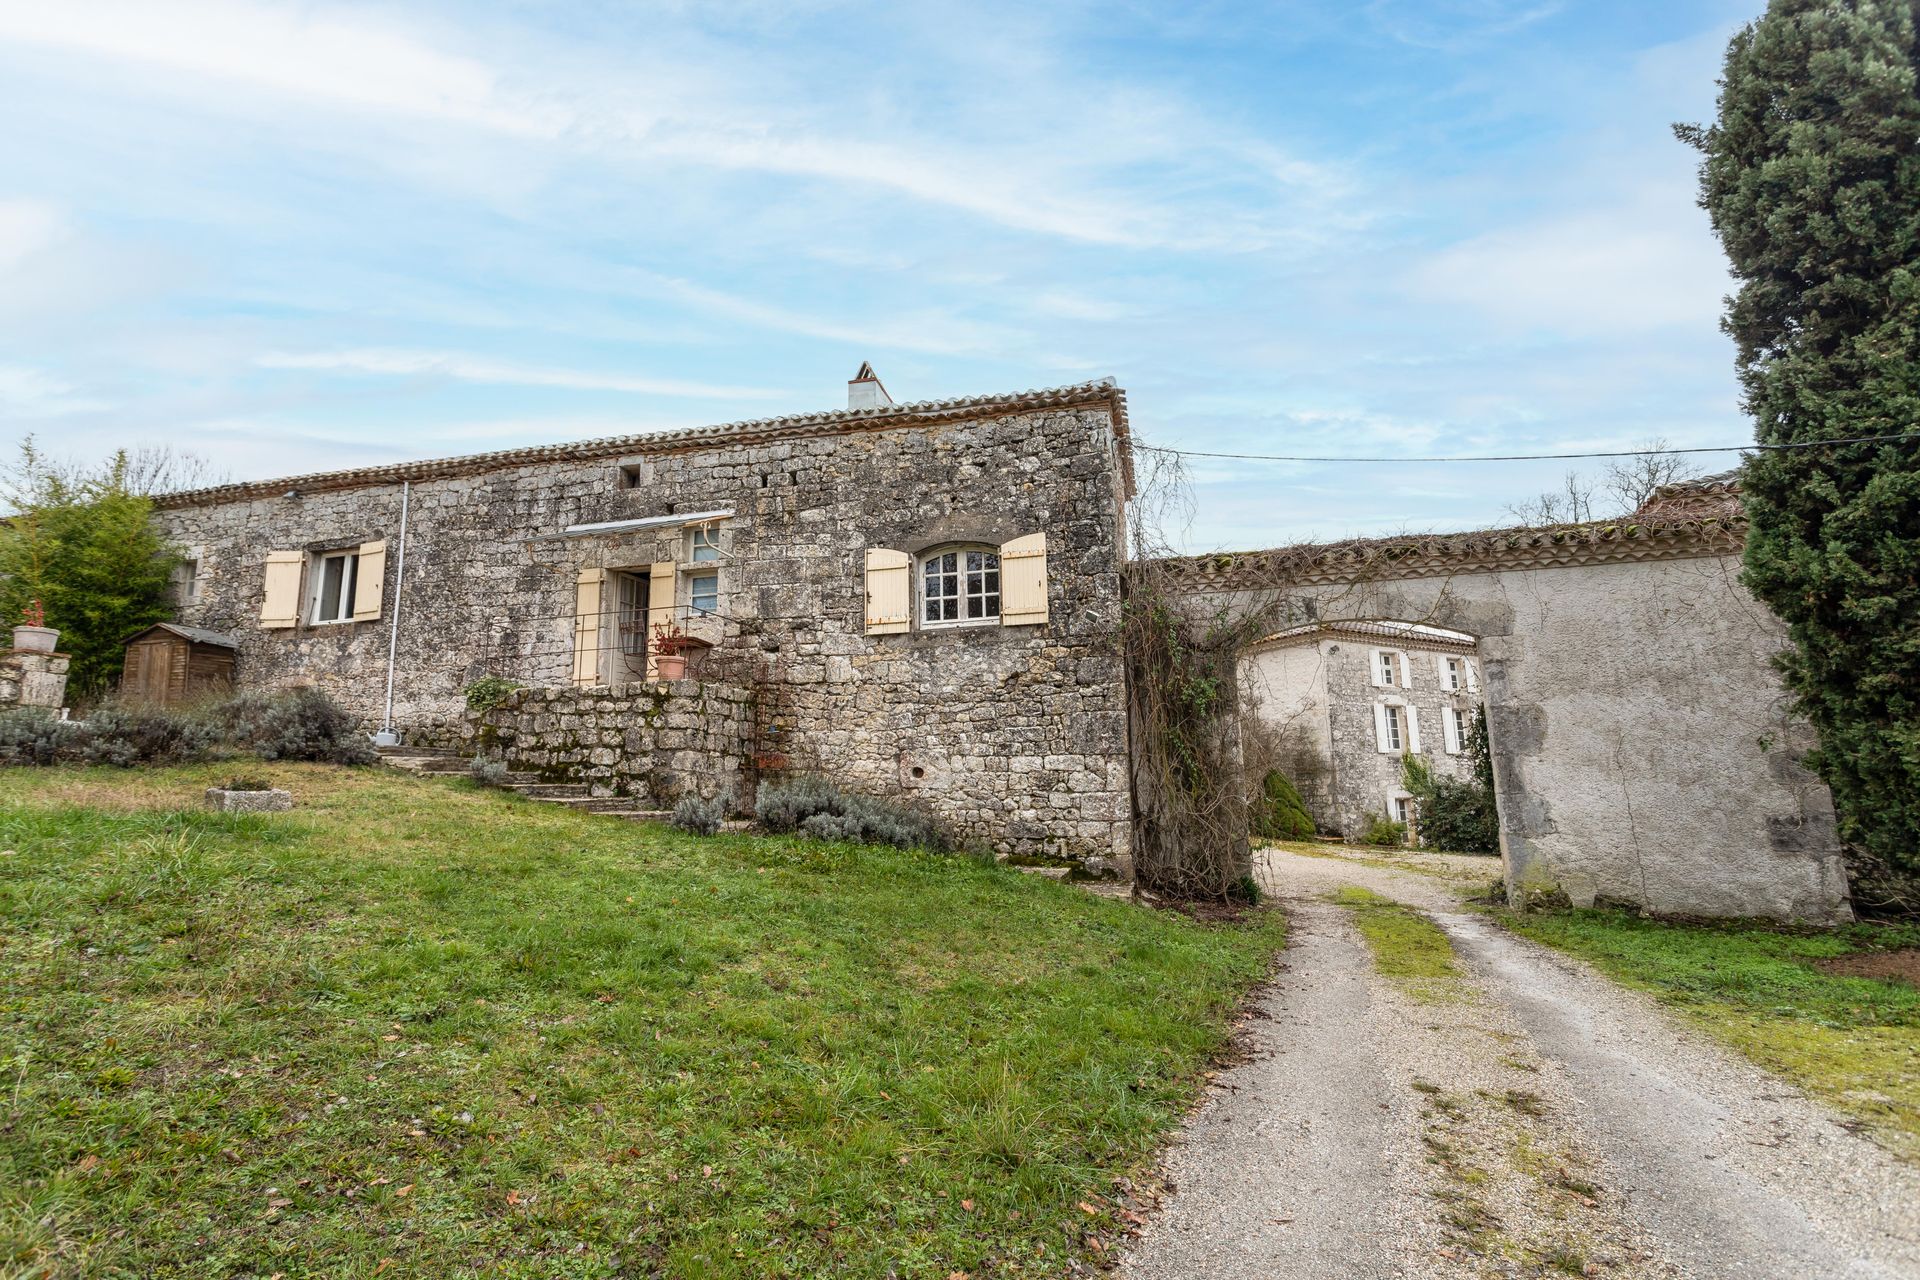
919, 546, 1000, 627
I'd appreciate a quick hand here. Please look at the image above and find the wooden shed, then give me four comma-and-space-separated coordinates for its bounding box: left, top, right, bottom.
120, 623, 238, 706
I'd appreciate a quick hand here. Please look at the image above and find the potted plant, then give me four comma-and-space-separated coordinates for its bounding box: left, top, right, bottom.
12, 600, 57, 654
652, 620, 696, 680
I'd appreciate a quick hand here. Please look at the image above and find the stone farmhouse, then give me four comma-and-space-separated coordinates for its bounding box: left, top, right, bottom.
131, 373, 1852, 923
1242, 620, 1483, 838
150, 372, 1136, 869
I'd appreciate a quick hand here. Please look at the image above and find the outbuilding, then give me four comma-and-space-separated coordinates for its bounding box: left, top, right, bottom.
120, 623, 238, 706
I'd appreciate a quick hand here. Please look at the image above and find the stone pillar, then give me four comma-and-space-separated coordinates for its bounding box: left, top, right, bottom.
0, 650, 71, 710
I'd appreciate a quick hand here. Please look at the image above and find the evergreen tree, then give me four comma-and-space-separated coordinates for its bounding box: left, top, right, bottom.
1680, 0, 1920, 881
0, 440, 180, 701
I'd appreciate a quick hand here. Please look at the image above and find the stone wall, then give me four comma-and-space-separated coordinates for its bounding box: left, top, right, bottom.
477, 680, 751, 805
1187, 545, 1849, 922
151, 389, 1133, 865
0, 651, 69, 710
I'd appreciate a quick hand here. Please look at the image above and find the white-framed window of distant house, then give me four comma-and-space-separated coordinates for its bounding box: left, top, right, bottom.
1383, 703, 1403, 751
919, 546, 1001, 628
1378, 649, 1398, 686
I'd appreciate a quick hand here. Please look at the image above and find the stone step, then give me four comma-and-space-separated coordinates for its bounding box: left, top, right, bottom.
377, 746, 463, 759
603, 809, 674, 823
498, 781, 590, 798
544, 795, 651, 814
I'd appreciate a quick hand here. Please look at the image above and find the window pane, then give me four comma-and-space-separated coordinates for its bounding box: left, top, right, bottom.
342, 554, 358, 619
692, 528, 720, 562
692, 574, 718, 613
319, 556, 343, 620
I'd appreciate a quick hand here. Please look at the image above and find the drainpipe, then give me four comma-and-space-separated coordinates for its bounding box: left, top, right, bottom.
373, 480, 410, 747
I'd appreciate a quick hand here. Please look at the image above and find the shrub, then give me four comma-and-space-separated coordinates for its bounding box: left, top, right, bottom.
755, 776, 953, 852
1251, 769, 1316, 841
671, 792, 728, 836
469, 757, 511, 786
464, 676, 523, 716
0, 710, 73, 765
1360, 815, 1406, 847
201, 688, 376, 764
0, 688, 374, 769
1402, 743, 1499, 854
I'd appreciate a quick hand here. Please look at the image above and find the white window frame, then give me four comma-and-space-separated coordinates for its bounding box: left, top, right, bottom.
687, 525, 722, 564
689, 571, 719, 616
918, 545, 1002, 629
1444, 656, 1464, 690
1392, 796, 1413, 827
170, 557, 201, 607
1377, 650, 1398, 687
1447, 706, 1470, 754
309, 550, 360, 625
1383, 703, 1403, 751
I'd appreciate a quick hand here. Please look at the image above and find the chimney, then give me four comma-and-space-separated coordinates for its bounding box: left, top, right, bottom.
847, 361, 894, 410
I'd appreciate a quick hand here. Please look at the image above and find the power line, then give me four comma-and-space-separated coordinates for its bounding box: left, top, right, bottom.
1133, 429, 1920, 465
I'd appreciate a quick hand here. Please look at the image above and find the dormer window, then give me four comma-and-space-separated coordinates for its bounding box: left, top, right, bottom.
920, 547, 1000, 627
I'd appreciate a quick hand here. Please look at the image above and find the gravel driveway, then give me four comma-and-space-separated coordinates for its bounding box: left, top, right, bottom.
1119, 848, 1920, 1280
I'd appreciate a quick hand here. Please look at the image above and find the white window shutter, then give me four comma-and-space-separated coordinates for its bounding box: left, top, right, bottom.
259, 551, 303, 629
646, 561, 676, 679
1406, 705, 1423, 754
1397, 651, 1412, 689
1369, 649, 1386, 688
999, 532, 1048, 625
1465, 658, 1480, 692
571, 567, 604, 687
1443, 708, 1461, 754
1434, 652, 1448, 686
865, 547, 911, 634
351, 540, 386, 622
1373, 703, 1391, 753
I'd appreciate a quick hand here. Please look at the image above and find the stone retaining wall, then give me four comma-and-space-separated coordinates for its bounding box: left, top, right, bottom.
476, 680, 753, 806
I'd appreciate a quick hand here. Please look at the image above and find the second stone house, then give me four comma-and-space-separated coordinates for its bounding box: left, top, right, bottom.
1241, 620, 1484, 840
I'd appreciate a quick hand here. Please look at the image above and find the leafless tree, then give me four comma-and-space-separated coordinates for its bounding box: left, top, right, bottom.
1505, 440, 1703, 527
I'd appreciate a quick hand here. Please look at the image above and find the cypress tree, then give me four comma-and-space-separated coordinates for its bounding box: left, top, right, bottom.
1680, 0, 1920, 882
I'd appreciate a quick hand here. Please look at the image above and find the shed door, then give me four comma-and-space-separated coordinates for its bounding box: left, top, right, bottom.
126, 641, 173, 704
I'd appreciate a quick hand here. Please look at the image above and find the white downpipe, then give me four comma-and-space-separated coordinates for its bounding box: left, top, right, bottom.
376, 480, 410, 744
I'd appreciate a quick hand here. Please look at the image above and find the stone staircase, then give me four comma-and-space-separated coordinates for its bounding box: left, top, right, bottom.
377, 746, 675, 824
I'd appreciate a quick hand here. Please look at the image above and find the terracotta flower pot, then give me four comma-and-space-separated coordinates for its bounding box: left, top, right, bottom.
656, 653, 688, 680
11, 625, 57, 654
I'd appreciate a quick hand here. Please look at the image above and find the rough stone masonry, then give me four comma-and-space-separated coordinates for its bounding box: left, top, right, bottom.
152, 378, 1136, 868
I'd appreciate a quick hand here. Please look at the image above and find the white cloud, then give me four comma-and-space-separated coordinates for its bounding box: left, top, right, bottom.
1406, 184, 1732, 336
0, 199, 65, 272
0, 1, 553, 135
255, 349, 787, 399
0, 363, 109, 416
0, 0, 1349, 252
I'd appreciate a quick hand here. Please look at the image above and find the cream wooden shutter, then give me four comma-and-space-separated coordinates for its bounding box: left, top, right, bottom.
1442, 707, 1462, 754
259, 551, 303, 629
1369, 650, 1386, 688
646, 561, 675, 678
1405, 705, 1423, 754
999, 533, 1048, 626
351, 540, 386, 622
865, 547, 911, 635
571, 567, 604, 687
1397, 651, 1413, 689
1372, 703, 1392, 753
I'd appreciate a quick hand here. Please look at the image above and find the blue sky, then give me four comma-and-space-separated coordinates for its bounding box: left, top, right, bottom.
0, 0, 1758, 549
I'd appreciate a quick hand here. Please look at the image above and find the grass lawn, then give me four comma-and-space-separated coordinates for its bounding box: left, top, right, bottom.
1500, 908, 1920, 1161
0, 764, 1284, 1279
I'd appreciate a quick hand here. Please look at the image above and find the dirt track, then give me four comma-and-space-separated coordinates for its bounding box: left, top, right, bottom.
1120, 848, 1920, 1280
